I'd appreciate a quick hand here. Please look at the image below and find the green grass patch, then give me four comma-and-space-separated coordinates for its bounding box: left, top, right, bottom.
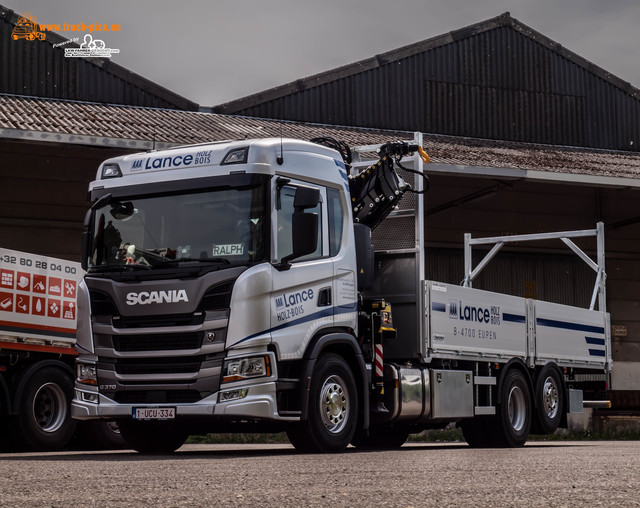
186, 433, 289, 444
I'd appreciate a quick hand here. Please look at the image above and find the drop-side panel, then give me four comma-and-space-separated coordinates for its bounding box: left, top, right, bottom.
428, 281, 528, 361
534, 300, 608, 368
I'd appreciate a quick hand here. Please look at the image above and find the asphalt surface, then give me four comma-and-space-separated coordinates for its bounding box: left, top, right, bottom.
0, 441, 639, 507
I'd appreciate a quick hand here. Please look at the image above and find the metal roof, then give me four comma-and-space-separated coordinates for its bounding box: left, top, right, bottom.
212, 13, 640, 152
0, 4, 198, 111
3, 93, 640, 188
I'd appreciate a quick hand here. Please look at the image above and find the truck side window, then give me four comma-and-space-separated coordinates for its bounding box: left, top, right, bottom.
327, 188, 344, 257
277, 185, 323, 262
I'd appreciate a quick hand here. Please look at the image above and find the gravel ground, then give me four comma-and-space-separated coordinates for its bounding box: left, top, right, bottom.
1, 441, 639, 507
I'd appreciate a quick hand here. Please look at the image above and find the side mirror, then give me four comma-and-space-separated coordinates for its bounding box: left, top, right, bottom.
293, 186, 320, 210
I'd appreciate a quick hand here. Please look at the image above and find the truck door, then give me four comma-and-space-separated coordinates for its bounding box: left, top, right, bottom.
327, 187, 357, 330
271, 181, 334, 360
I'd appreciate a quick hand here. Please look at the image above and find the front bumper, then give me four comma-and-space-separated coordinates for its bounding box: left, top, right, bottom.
72, 380, 298, 422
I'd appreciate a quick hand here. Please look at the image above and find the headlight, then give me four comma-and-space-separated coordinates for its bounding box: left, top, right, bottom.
77, 363, 97, 386
222, 355, 271, 383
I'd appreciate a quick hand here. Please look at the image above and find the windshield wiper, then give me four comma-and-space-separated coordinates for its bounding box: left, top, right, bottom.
162, 257, 231, 265
89, 263, 151, 272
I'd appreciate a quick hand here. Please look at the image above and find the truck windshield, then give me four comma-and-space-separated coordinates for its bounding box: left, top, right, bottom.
88, 183, 267, 271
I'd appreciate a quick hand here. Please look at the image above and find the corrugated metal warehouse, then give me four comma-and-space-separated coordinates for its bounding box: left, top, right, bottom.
0, 7, 639, 403
215, 12, 640, 153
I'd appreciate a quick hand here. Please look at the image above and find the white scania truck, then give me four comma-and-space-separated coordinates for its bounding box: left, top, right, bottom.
72, 134, 611, 452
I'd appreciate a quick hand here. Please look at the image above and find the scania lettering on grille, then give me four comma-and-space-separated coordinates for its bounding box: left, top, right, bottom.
126, 290, 189, 306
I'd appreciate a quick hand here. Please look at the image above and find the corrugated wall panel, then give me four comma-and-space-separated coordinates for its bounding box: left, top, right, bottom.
225, 23, 640, 152
426, 249, 593, 308
0, 14, 196, 110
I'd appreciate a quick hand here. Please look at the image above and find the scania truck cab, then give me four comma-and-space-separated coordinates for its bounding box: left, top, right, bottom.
73, 138, 368, 452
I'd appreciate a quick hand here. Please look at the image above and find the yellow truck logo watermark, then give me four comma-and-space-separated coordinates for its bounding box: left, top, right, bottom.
10, 11, 122, 58
11, 12, 46, 41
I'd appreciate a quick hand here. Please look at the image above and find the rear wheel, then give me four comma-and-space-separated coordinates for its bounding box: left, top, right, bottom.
494, 369, 531, 447
117, 419, 188, 454
535, 365, 564, 434
14, 366, 77, 451
287, 354, 358, 453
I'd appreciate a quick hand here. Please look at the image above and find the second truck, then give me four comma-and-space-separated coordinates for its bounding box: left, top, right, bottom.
72, 135, 611, 452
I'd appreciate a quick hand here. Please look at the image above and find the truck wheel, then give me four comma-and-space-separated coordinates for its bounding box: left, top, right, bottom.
288, 354, 358, 453
535, 365, 563, 434
460, 418, 495, 448
351, 425, 410, 449
76, 420, 127, 450
494, 369, 531, 447
117, 419, 188, 453
15, 366, 77, 451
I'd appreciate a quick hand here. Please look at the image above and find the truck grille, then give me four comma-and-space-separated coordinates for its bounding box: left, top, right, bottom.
113, 332, 203, 352
202, 281, 234, 310
114, 390, 203, 404
113, 313, 204, 329
114, 356, 204, 375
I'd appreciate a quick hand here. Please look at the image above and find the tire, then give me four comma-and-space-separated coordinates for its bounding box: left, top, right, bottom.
285, 423, 316, 452
494, 369, 532, 447
14, 366, 77, 451
117, 419, 188, 454
460, 418, 495, 448
535, 365, 564, 435
351, 425, 410, 450
76, 420, 127, 450
287, 354, 358, 453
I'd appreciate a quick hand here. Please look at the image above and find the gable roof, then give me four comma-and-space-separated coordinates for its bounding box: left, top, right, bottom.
3, 93, 640, 189
214, 12, 640, 114
0, 4, 198, 111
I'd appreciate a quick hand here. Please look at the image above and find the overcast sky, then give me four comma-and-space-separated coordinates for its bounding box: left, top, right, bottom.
4, 0, 640, 107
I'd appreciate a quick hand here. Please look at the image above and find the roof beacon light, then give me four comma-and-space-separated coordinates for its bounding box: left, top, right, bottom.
221, 147, 249, 165
101, 163, 122, 179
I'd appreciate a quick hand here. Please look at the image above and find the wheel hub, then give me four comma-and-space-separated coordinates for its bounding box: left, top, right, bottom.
543, 376, 559, 419
32, 382, 67, 433
507, 385, 526, 432
320, 375, 349, 434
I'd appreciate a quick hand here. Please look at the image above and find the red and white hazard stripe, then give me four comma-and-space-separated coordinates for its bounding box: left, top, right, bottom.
375, 344, 384, 378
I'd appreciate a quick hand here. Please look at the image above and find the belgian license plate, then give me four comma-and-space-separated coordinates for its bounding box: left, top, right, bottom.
133, 407, 175, 420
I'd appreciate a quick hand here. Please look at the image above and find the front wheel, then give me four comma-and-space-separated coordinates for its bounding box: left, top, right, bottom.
287, 354, 358, 453
117, 419, 188, 454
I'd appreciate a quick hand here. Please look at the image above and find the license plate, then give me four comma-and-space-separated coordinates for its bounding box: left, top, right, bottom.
132, 407, 175, 420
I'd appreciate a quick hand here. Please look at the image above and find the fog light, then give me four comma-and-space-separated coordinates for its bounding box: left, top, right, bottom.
101, 163, 122, 178
219, 388, 248, 402
221, 147, 248, 165
80, 392, 98, 403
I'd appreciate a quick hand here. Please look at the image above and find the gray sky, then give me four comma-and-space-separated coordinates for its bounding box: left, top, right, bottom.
4, 0, 640, 107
